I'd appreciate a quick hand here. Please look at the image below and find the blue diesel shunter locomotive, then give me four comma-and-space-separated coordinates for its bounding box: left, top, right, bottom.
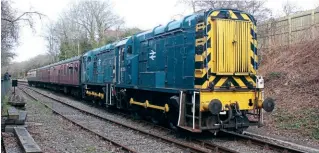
29, 8, 275, 133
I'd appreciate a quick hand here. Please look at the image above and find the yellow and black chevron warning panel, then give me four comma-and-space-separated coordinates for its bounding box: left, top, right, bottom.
194, 10, 258, 89
208, 75, 256, 89
194, 14, 210, 89
210, 10, 254, 22
250, 23, 258, 72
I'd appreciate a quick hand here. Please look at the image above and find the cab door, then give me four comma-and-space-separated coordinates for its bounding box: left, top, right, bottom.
116, 46, 126, 84
81, 56, 87, 83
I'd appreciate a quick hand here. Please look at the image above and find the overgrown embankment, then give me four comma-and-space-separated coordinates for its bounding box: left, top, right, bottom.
259, 40, 319, 140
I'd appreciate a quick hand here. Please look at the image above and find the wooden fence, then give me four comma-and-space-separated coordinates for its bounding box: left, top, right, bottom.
257, 9, 319, 48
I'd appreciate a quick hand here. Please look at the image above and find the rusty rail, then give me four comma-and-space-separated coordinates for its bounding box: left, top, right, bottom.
221, 131, 306, 153
113, 111, 238, 153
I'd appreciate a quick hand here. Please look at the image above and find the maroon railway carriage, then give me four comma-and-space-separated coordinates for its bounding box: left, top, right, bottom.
28, 56, 81, 96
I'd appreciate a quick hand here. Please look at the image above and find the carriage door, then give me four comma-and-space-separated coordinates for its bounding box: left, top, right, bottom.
69, 63, 73, 84
82, 56, 87, 83
117, 46, 125, 84
93, 55, 98, 83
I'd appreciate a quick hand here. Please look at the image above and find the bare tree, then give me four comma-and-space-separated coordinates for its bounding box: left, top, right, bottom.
1, 0, 44, 66
314, 1, 319, 10
4, 54, 52, 78
2, 0, 19, 66
177, 0, 272, 22
44, 0, 124, 61
43, 23, 60, 62
282, 0, 301, 16
68, 0, 123, 47
177, 0, 198, 13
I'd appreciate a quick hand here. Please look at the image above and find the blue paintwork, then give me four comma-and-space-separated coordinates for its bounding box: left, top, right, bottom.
82, 44, 117, 84
81, 9, 255, 93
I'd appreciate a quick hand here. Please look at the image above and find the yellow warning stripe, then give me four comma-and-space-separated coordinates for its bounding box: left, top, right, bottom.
195, 38, 206, 46
229, 10, 238, 19
196, 22, 205, 31
240, 13, 251, 21
195, 21, 209, 88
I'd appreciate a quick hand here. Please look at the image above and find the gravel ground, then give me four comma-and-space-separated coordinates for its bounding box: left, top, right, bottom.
22, 87, 186, 153
27, 86, 281, 153
2, 132, 23, 153
207, 138, 275, 153
18, 88, 126, 153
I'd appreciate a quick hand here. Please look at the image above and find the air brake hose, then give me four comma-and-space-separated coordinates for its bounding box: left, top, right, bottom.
219, 104, 233, 124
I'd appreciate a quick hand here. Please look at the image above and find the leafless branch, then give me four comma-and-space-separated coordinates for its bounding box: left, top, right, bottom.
1, 11, 45, 23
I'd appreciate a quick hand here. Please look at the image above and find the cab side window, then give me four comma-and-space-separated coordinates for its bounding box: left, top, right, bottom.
121, 48, 125, 60
127, 45, 132, 55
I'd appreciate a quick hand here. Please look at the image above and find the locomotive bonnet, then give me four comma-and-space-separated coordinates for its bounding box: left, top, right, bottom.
28, 8, 275, 133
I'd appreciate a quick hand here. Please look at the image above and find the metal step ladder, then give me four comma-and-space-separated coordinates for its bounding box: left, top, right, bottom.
178, 91, 202, 132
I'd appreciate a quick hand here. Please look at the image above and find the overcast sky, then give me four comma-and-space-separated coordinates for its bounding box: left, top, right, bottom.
11, 0, 318, 62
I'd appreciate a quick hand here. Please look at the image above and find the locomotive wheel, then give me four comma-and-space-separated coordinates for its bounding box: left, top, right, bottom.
167, 96, 179, 132
169, 121, 178, 131
151, 117, 160, 125
98, 100, 105, 107
205, 116, 219, 128
150, 110, 160, 124
131, 112, 141, 120
92, 100, 98, 106
235, 128, 244, 134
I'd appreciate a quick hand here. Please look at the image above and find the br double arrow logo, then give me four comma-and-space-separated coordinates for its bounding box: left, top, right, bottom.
149, 50, 156, 60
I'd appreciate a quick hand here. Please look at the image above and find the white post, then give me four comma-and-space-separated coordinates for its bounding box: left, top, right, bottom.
177, 91, 183, 126
192, 92, 195, 129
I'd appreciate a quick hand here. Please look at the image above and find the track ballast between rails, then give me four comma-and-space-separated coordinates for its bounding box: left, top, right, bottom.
19, 82, 307, 153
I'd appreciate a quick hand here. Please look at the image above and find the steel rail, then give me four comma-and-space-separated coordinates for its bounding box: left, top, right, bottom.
19, 86, 137, 153
112, 110, 238, 153
19, 85, 215, 153
221, 131, 306, 153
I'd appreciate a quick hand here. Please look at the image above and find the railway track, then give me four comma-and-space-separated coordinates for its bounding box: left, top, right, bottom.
19, 85, 236, 153
19, 83, 307, 153
105, 103, 306, 153
220, 131, 307, 153
19, 86, 137, 153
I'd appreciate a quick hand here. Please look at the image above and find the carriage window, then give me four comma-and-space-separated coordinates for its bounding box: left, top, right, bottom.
127, 45, 132, 54
75, 64, 78, 72
69, 63, 73, 68
64, 66, 67, 75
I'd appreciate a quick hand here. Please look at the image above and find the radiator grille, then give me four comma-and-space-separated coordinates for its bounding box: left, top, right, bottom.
215, 20, 251, 75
